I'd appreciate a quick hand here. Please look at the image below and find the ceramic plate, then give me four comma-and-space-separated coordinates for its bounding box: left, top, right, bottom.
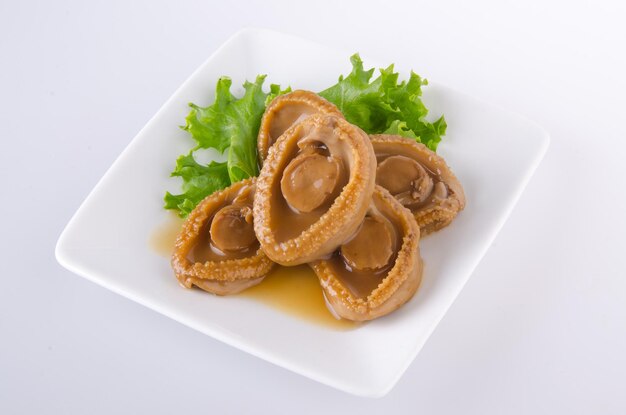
56, 28, 549, 397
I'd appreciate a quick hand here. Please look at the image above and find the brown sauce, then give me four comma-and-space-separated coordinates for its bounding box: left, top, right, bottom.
326, 251, 395, 299
269, 103, 316, 142
270, 125, 349, 242
375, 152, 447, 210
149, 212, 184, 257
182, 183, 258, 263
150, 214, 356, 329
324, 193, 403, 299
270, 194, 327, 241
241, 265, 356, 330
188, 219, 259, 263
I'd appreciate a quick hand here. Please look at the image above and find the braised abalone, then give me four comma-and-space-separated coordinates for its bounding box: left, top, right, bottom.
257, 90, 343, 164
371, 134, 465, 235
171, 178, 275, 295
311, 186, 423, 321
254, 114, 377, 266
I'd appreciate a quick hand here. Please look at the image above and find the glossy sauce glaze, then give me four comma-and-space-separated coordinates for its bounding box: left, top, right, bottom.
151, 214, 355, 329
149, 213, 184, 257
270, 125, 349, 242
241, 265, 356, 330
324, 197, 403, 299
268, 103, 316, 143
184, 182, 259, 263
187, 215, 259, 263
375, 152, 448, 210
370, 135, 466, 237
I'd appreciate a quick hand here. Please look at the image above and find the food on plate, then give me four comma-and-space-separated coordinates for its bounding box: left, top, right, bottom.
311, 186, 422, 321
257, 90, 343, 164
253, 114, 377, 266
318, 54, 446, 152
164, 54, 447, 218
164, 76, 289, 217
371, 134, 465, 235
165, 54, 465, 321
171, 178, 275, 295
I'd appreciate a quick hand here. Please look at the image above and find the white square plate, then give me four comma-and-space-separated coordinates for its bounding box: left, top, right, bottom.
56, 28, 549, 397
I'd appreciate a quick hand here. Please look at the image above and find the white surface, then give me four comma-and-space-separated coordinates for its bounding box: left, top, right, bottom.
1, 0, 625, 412
54, 28, 549, 397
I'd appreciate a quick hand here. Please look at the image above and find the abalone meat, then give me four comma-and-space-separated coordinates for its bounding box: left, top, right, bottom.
171, 178, 275, 295
310, 186, 423, 321
254, 114, 377, 266
371, 134, 465, 235
257, 90, 343, 164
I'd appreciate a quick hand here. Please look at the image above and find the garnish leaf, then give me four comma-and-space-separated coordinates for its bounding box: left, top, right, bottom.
166, 53, 446, 217
319, 55, 391, 132
266, 84, 292, 106
383, 120, 419, 139
182, 77, 236, 152
183, 75, 268, 182
166, 76, 289, 216
320, 54, 446, 151
164, 153, 230, 217
223, 76, 270, 182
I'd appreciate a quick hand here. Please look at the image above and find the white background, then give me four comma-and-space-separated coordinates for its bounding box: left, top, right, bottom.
1, 0, 625, 413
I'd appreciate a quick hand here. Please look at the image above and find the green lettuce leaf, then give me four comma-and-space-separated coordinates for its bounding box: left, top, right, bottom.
266, 83, 292, 106
183, 77, 236, 152
183, 75, 266, 181
166, 76, 289, 216
319, 55, 391, 132
181, 76, 292, 183
383, 120, 419, 139
320, 54, 446, 151
227, 81, 292, 182
165, 54, 445, 217
164, 153, 230, 217
223, 77, 268, 182
380, 68, 446, 151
